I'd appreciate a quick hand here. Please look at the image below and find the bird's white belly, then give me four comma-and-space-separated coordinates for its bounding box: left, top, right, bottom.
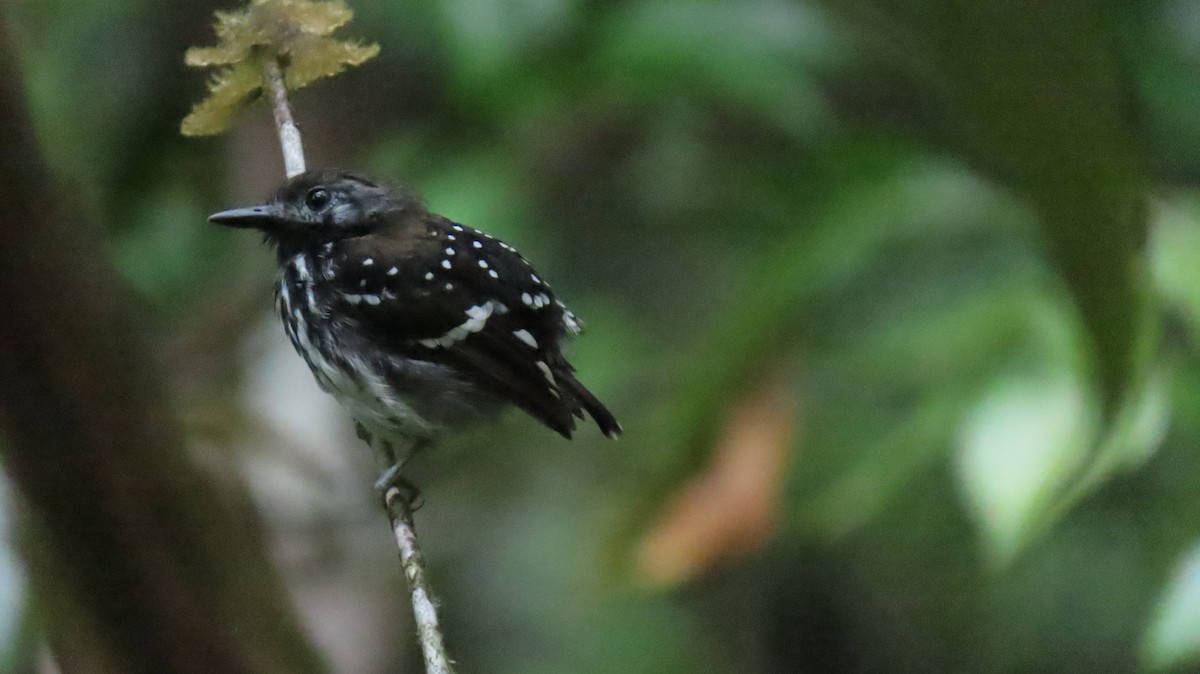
277, 263, 433, 441
324, 353, 434, 440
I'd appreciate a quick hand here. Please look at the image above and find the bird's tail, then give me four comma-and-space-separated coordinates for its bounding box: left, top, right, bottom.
558, 372, 622, 438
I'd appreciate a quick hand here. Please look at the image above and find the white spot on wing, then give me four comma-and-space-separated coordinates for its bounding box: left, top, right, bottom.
363, 258, 374, 266
521, 293, 533, 306
488, 269, 499, 279
536, 361, 557, 387
473, 241, 483, 249
513, 329, 538, 348
445, 247, 455, 256
388, 267, 399, 276
563, 312, 582, 334
424, 271, 434, 280
478, 259, 489, 269
419, 301, 498, 348
442, 260, 452, 269
464, 303, 491, 322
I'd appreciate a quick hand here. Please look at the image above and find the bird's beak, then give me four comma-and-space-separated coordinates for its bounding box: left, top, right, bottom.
208, 204, 283, 229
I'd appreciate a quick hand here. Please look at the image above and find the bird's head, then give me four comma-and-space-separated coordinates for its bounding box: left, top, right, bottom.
209, 169, 421, 253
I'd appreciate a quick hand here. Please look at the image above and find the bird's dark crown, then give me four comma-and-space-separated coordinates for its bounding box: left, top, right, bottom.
210, 168, 425, 256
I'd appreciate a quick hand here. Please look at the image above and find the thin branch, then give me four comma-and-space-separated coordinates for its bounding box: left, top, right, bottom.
262, 57, 306, 178
259, 52, 453, 674
386, 488, 456, 674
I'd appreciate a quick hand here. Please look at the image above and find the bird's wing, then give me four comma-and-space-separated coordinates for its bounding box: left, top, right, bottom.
327, 222, 597, 437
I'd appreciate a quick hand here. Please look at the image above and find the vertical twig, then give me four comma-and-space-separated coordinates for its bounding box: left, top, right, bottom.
261, 57, 306, 178
259, 54, 454, 674
386, 489, 455, 674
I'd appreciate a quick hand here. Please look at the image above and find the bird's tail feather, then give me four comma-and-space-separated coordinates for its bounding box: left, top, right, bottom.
558, 373, 622, 438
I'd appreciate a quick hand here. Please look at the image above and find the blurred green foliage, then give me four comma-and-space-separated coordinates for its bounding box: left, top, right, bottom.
9, 0, 1200, 671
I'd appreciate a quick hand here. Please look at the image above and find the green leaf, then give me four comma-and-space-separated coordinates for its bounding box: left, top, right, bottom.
956, 363, 1168, 564
598, 0, 840, 137
939, 2, 1149, 417
822, 0, 1151, 417
956, 369, 1094, 565
1152, 197, 1200, 340
1143, 541, 1200, 671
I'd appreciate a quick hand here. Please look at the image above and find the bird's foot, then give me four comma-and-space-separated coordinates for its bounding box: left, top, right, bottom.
375, 464, 423, 511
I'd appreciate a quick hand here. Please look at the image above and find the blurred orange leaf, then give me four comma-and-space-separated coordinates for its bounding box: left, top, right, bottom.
636, 374, 797, 586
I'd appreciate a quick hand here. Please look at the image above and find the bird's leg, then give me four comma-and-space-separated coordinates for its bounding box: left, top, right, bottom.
364, 431, 428, 510
373, 463, 422, 509
354, 422, 413, 504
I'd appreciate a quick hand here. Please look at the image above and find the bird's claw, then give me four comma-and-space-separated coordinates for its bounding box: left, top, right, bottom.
375, 464, 423, 511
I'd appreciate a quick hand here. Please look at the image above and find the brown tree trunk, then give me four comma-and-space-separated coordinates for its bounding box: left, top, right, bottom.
0, 18, 325, 674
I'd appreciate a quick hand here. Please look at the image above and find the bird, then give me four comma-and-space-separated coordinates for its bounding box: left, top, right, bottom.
209, 168, 621, 496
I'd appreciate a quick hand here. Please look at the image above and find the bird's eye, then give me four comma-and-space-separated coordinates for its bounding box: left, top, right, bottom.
305, 188, 331, 211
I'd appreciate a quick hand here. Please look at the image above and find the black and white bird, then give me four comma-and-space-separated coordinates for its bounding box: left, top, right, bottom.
210, 168, 621, 491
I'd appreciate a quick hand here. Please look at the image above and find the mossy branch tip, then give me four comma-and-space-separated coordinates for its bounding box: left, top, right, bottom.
181, 0, 378, 137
